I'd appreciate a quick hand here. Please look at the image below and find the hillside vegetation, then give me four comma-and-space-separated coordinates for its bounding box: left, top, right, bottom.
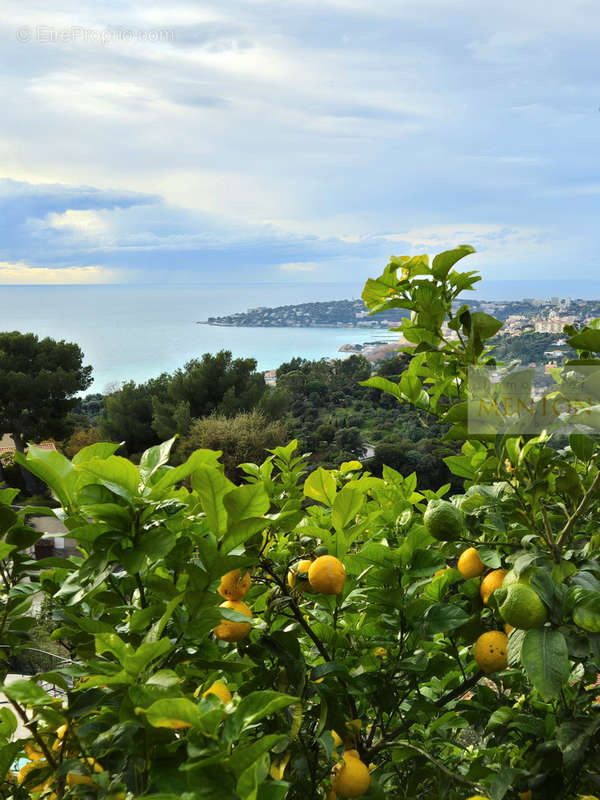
3, 247, 600, 800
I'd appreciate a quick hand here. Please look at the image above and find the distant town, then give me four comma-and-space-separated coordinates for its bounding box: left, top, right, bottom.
201, 295, 600, 333
202, 296, 600, 384
200, 299, 408, 328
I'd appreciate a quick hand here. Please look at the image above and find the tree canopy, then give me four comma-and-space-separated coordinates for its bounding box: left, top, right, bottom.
98, 351, 268, 456
6, 248, 600, 798
0, 330, 92, 449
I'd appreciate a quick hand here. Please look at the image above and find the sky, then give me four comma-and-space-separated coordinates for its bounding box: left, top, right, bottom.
0, 0, 599, 286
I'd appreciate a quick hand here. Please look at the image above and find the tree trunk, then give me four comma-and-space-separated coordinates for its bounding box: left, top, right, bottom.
10, 432, 40, 495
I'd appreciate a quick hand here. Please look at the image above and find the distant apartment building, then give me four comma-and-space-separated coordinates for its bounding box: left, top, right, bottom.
534, 315, 576, 334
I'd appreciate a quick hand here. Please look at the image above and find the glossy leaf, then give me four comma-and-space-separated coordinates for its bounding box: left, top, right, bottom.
521, 628, 569, 699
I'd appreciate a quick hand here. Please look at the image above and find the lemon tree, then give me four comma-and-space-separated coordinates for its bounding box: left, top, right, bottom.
3, 247, 600, 799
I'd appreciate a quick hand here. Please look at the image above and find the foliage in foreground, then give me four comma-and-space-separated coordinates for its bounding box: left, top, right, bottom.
3, 247, 600, 800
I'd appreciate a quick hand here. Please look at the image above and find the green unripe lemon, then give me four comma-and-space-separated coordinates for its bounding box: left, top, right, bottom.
499, 583, 547, 630
503, 568, 533, 588
423, 499, 463, 542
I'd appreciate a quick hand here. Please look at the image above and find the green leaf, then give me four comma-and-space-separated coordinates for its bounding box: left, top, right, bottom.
3, 679, 55, 707
409, 548, 444, 577
95, 633, 134, 664
423, 603, 470, 634
487, 706, 514, 731
150, 448, 223, 496
0, 741, 22, 783
521, 628, 569, 699
72, 442, 122, 465
123, 638, 172, 677
234, 691, 298, 731
236, 754, 270, 800
139, 698, 221, 734
491, 767, 521, 800
192, 466, 234, 536
0, 707, 17, 739
139, 437, 177, 484
224, 483, 270, 524
568, 328, 600, 352
220, 518, 267, 555
144, 593, 185, 643
470, 312, 503, 341
569, 433, 596, 461
79, 456, 141, 498
0, 488, 19, 505
0, 541, 16, 560
15, 447, 75, 509
556, 717, 600, 770
146, 669, 180, 689
257, 783, 290, 800
443, 455, 477, 479
570, 588, 600, 633
332, 487, 364, 532
362, 274, 400, 310
432, 245, 476, 279
477, 546, 502, 569
360, 375, 403, 402
230, 734, 286, 778
303, 468, 337, 507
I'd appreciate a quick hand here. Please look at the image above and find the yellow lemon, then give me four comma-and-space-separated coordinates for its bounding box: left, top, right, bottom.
66, 758, 103, 788
202, 680, 232, 704
52, 723, 70, 752
308, 556, 346, 595
213, 600, 253, 642
457, 547, 486, 579
24, 742, 45, 761
373, 647, 388, 658
480, 569, 508, 606
17, 760, 49, 791
473, 631, 508, 674
218, 569, 251, 601
288, 558, 313, 590
331, 752, 371, 798
518, 791, 532, 800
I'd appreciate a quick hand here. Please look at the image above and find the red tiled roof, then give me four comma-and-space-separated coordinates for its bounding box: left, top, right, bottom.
0, 436, 57, 454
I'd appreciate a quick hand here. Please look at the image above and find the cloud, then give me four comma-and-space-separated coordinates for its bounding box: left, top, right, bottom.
0, 1, 599, 284
0, 261, 120, 283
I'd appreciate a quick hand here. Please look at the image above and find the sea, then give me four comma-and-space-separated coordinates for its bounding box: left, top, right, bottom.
2, 279, 600, 394
0, 283, 383, 393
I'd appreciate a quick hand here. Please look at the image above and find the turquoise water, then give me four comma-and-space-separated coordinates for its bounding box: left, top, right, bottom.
3, 279, 599, 393
0, 283, 391, 393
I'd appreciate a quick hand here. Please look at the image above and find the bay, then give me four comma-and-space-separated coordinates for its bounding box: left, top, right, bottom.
0, 282, 390, 393
3, 278, 599, 394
